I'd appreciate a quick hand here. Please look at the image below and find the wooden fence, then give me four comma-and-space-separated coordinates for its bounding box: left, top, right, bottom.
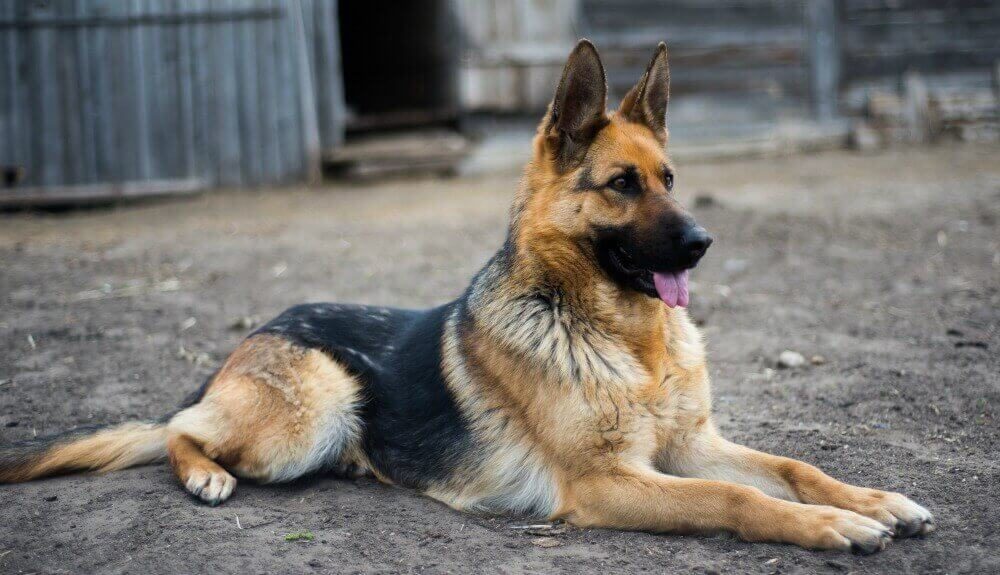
455, 0, 579, 112
841, 0, 1000, 83
3, 0, 996, 196
0, 0, 344, 192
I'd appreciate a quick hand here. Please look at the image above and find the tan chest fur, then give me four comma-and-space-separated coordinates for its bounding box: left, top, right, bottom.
544, 311, 711, 477
461, 294, 712, 481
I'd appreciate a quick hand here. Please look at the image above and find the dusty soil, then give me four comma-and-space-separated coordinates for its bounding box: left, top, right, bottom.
1, 145, 998, 574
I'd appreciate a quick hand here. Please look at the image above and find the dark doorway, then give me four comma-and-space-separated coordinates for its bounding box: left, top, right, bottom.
338, 0, 461, 134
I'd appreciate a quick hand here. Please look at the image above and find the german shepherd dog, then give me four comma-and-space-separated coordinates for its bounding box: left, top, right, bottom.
1, 41, 933, 553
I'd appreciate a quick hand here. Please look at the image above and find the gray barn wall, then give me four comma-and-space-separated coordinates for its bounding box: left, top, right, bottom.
460, 0, 999, 118
582, 0, 809, 102
455, 0, 579, 112
0, 0, 344, 189
3, 0, 996, 191
841, 0, 1000, 83
455, 0, 811, 112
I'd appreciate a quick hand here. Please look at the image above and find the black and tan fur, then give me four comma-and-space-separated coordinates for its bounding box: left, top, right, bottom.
1, 41, 933, 553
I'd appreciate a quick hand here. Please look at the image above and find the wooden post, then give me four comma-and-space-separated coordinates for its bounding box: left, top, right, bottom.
902, 70, 931, 143
313, 0, 346, 151
806, 0, 841, 122
992, 59, 1000, 102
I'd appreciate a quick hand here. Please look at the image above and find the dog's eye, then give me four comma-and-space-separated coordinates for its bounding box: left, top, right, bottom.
608, 174, 638, 194
665, 172, 674, 191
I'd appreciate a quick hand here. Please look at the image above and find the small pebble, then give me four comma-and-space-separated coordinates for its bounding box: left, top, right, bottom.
531, 537, 562, 548
44, 495, 58, 502
777, 350, 806, 368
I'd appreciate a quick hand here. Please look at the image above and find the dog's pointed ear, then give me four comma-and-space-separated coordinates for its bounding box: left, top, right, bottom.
545, 39, 608, 167
619, 42, 670, 143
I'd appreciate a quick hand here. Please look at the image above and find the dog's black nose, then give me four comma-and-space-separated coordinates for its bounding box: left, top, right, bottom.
681, 226, 713, 261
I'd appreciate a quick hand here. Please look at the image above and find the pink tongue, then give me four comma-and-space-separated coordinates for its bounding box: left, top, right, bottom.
652, 270, 690, 308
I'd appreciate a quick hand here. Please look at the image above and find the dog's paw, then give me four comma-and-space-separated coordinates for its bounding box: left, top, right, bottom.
184, 468, 237, 506
844, 489, 934, 538
806, 506, 895, 555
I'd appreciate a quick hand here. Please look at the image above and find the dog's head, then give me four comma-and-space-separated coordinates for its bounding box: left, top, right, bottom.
519, 40, 711, 308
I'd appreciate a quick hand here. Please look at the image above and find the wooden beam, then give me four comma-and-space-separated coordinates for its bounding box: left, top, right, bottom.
806, 0, 842, 121
0, 178, 205, 208
0, 8, 282, 29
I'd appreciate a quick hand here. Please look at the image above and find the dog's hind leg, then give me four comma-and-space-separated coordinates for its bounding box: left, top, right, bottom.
167, 433, 236, 505
166, 335, 364, 504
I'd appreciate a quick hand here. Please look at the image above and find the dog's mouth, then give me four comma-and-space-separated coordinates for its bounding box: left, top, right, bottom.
600, 243, 692, 308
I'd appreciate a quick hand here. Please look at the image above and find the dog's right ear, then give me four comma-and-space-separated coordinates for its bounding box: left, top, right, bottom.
618, 43, 670, 144
545, 39, 609, 168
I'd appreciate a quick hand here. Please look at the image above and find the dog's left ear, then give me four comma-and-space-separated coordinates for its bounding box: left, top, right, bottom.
619, 42, 670, 143
546, 39, 609, 168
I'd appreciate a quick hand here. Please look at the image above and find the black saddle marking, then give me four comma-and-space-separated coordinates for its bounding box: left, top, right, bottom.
253, 301, 474, 488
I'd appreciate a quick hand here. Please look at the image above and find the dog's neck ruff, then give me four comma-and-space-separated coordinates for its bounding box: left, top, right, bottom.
465, 242, 649, 387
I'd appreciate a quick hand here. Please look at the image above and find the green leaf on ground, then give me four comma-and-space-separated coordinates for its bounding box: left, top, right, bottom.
284, 531, 315, 542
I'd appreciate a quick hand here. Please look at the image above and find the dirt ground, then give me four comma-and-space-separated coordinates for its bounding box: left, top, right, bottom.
1, 145, 997, 574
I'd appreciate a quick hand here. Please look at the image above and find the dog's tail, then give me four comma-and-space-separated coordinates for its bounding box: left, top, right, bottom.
0, 421, 168, 483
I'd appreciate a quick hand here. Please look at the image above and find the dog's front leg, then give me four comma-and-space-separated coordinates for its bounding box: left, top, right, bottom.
557, 466, 893, 553
658, 423, 934, 538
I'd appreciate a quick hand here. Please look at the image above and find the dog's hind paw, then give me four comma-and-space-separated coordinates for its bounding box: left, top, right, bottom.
185, 468, 237, 506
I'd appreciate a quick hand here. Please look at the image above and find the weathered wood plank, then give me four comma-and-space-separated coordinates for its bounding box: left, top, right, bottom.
154, 0, 181, 180
0, 178, 206, 208
206, 0, 224, 181
807, 0, 842, 120
57, 1, 85, 184
313, 0, 345, 150
292, 0, 321, 184
236, 0, 262, 185
74, 0, 98, 183
274, 2, 301, 182
0, 1, 13, 171
90, 0, 117, 182
30, 0, 63, 185
0, 5, 284, 28
130, 0, 152, 180
175, 0, 197, 178
216, 0, 242, 185
584, 0, 805, 28
256, 0, 281, 184
143, 0, 164, 179
189, 0, 214, 183
111, 0, 136, 181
